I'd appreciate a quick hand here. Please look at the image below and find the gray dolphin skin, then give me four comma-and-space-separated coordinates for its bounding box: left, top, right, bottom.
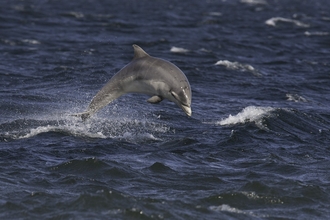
75, 44, 192, 121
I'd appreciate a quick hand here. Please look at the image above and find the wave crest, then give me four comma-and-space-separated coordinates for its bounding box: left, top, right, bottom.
215, 60, 261, 76
217, 106, 275, 128
265, 17, 309, 27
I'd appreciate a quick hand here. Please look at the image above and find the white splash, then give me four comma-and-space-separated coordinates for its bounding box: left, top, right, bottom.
265, 17, 310, 28
117, 132, 161, 142
215, 60, 261, 76
6, 112, 170, 142
20, 123, 107, 139
170, 46, 189, 53
218, 106, 275, 127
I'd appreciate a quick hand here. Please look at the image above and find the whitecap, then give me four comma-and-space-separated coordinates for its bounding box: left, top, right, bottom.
170, 46, 189, 53
199, 48, 212, 53
240, 0, 267, 5
217, 106, 275, 128
2, 39, 16, 46
215, 60, 261, 76
241, 191, 284, 204
65, 11, 84, 18
208, 12, 222, 16
322, 17, 330, 21
22, 39, 41, 45
210, 204, 244, 213
209, 204, 254, 216
286, 93, 307, 102
265, 17, 309, 28
304, 31, 329, 36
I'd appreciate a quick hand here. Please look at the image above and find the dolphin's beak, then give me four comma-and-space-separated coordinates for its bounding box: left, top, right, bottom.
181, 104, 192, 117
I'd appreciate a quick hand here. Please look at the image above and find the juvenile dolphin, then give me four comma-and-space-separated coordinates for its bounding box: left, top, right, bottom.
75, 44, 192, 120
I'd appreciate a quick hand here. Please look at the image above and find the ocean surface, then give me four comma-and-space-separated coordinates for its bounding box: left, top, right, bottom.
1, 0, 330, 219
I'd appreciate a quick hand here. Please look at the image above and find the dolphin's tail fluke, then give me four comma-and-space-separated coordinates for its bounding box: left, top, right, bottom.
71, 111, 91, 121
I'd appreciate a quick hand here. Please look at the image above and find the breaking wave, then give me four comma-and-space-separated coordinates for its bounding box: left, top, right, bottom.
217, 106, 275, 129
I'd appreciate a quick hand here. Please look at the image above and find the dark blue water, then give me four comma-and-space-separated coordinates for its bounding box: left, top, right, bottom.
1, 0, 330, 219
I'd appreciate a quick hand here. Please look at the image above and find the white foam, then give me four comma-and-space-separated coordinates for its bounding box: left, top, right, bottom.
240, 0, 267, 5
265, 17, 309, 27
304, 31, 329, 36
215, 60, 261, 76
209, 204, 254, 215
286, 93, 307, 102
66, 11, 84, 18
218, 106, 275, 127
117, 132, 161, 142
208, 12, 222, 16
241, 191, 284, 204
2, 39, 16, 46
22, 39, 41, 45
170, 46, 189, 53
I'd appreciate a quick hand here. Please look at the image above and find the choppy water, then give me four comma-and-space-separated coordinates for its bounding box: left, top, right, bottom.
1, 0, 330, 219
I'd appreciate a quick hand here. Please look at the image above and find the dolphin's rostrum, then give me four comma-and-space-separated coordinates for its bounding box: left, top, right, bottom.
75, 44, 192, 120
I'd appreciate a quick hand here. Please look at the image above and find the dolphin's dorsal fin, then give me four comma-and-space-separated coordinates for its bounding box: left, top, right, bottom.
133, 44, 150, 59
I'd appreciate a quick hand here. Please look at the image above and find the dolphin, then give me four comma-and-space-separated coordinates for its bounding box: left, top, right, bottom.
74, 44, 192, 121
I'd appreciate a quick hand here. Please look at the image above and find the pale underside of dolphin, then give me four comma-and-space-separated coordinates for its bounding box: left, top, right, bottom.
74, 44, 192, 121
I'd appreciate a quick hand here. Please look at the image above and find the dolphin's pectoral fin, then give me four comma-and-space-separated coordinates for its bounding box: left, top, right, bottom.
147, 95, 163, 104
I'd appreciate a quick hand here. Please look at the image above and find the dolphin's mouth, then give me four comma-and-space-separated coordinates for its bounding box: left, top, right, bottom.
180, 103, 192, 117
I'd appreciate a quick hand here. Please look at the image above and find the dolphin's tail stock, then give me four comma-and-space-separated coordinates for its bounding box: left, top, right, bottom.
71, 111, 91, 121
